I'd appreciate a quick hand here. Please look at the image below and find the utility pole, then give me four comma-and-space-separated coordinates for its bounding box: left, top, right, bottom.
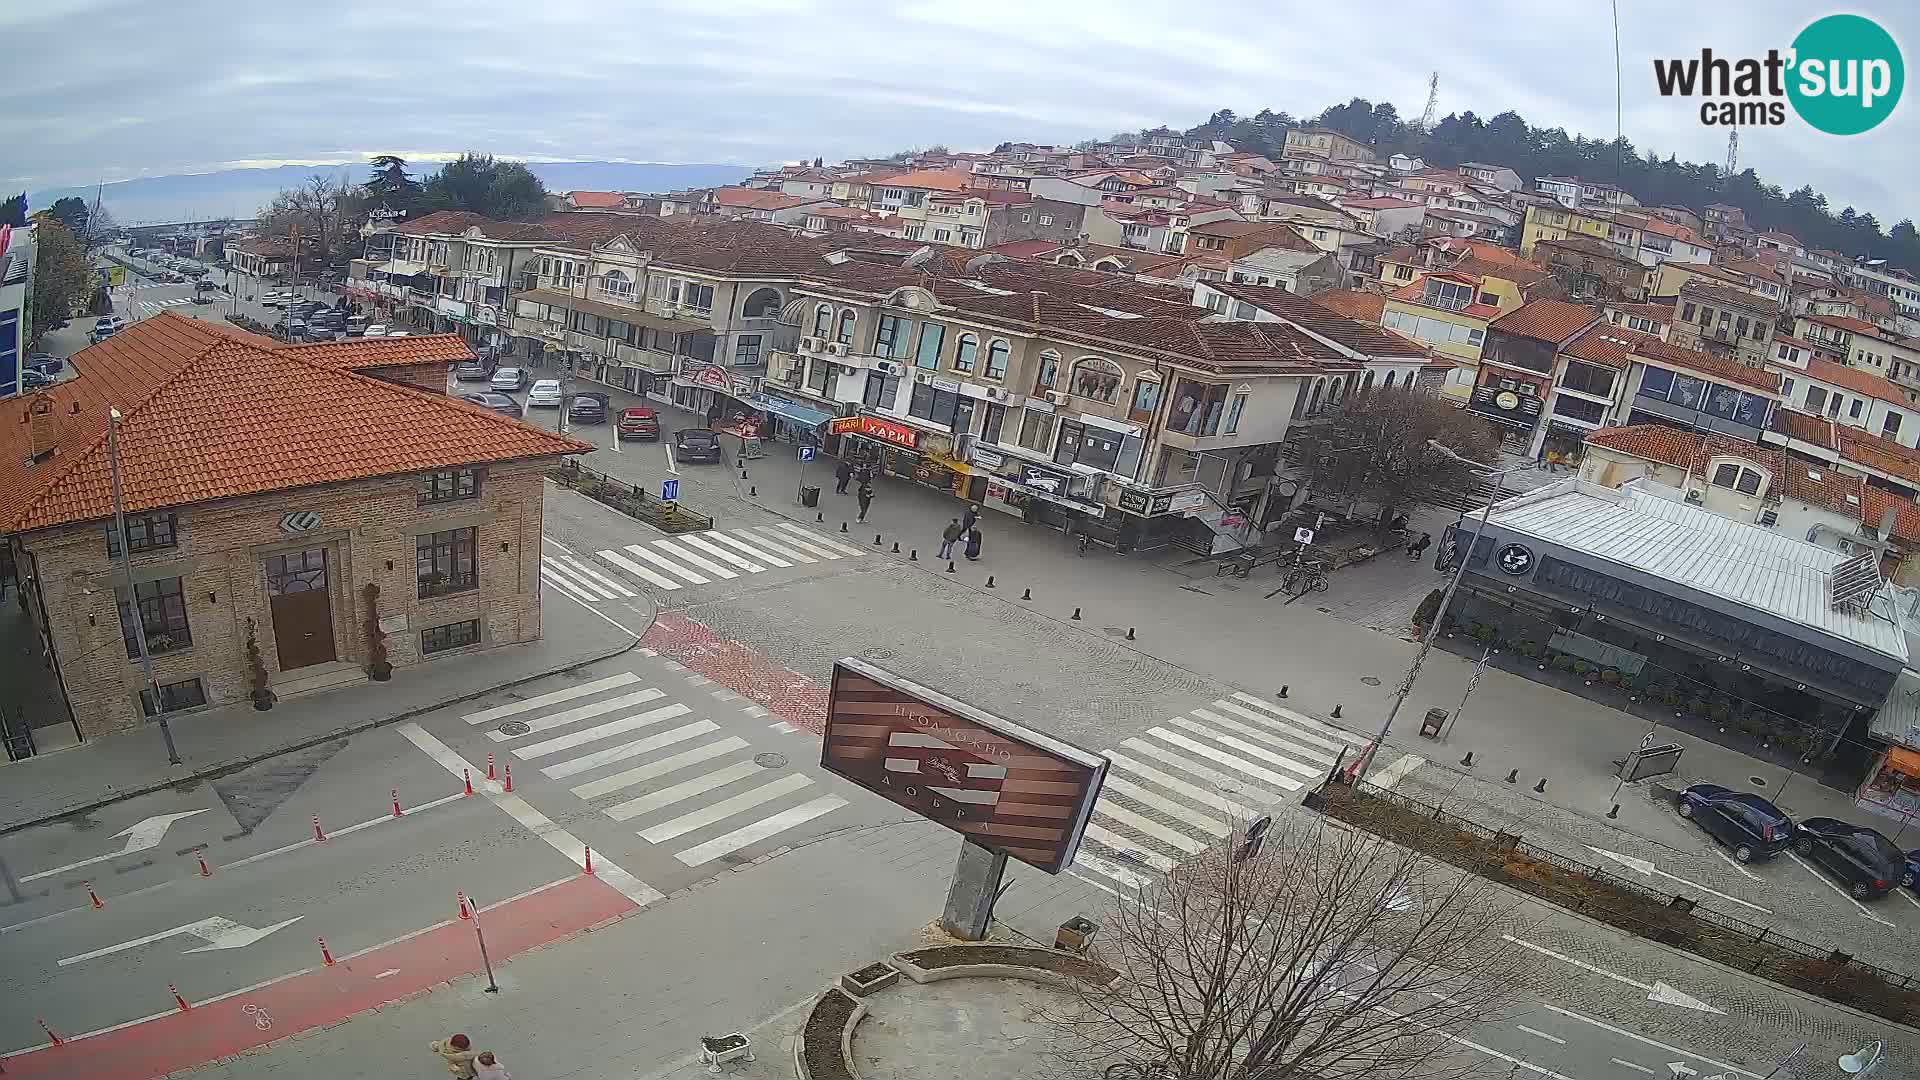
1725, 129, 1739, 177
1417, 72, 1440, 133
108, 409, 182, 766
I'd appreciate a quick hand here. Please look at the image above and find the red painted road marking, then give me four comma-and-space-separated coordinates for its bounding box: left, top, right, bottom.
0, 874, 635, 1079
643, 611, 828, 735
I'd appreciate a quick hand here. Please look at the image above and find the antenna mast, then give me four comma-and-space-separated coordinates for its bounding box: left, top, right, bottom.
1417, 72, 1440, 132
1724, 129, 1739, 176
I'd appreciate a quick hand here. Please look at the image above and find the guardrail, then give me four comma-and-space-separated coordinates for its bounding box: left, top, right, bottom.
548, 459, 712, 535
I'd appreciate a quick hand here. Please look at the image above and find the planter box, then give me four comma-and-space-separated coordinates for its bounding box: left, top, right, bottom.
839, 961, 900, 997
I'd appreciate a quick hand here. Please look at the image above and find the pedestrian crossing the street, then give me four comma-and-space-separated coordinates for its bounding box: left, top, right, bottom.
138, 295, 227, 315
538, 523, 866, 604
460, 671, 848, 867
1068, 693, 1416, 892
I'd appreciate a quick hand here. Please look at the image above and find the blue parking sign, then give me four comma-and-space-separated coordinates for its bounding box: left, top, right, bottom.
798, 446, 816, 463
661, 478, 680, 502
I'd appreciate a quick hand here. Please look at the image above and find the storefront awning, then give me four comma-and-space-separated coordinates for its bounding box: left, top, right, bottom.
753, 395, 833, 429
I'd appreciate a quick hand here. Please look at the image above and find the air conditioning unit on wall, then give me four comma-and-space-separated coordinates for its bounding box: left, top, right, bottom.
874, 359, 904, 377
1045, 390, 1068, 405
1684, 488, 1704, 504
799, 336, 820, 352
825, 341, 847, 356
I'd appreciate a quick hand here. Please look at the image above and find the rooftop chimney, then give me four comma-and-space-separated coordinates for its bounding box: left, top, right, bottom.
26, 396, 55, 460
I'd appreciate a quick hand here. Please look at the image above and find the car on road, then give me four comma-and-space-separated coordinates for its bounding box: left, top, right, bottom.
568, 392, 609, 425
261, 293, 289, 308
458, 392, 524, 419
21, 369, 52, 391
673, 426, 724, 463
1905, 849, 1920, 890
526, 379, 564, 407
617, 406, 660, 440
490, 367, 527, 392
1793, 817, 1904, 899
454, 360, 493, 382
1675, 783, 1793, 863
90, 315, 126, 342
363, 323, 387, 337
345, 316, 370, 337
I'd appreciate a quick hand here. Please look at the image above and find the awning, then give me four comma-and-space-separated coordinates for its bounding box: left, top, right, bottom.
517, 287, 702, 332
377, 260, 427, 276
752, 395, 833, 429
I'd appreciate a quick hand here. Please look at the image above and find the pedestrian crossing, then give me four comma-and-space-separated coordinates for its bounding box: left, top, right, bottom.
1067, 693, 1418, 892
138, 295, 227, 315
538, 523, 867, 604
460, 671, 848, 867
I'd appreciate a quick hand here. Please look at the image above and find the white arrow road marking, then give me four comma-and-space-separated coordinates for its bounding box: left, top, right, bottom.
1503, 936, 1724, 1014
1540, 1004, 1761, 1079
1611, 1060, 1656, 1076
1586, 846, 1772, 914
58, 915, 303, 966
22, 809, 211, 883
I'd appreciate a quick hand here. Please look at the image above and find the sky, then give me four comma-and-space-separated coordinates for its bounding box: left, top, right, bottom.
2, 0, 1915, 224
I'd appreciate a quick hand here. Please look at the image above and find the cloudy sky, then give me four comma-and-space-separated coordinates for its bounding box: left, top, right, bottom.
2, 0, 1913, 222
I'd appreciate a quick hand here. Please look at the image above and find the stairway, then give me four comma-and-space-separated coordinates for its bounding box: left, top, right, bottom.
271, 660, 368, 699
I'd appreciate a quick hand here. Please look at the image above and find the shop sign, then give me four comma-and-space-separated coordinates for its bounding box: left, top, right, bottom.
828, 416, 864, 436
1117, 489, 1150, 515
730, 376, 757, 397
970, 447, 1005, 470
931, 377, 961, 392
1148, 492, 1175, 514
474, 305, 499, 326
919, 431, 955, 459
685, 363, 731, 389
1018, 463, 1072, 496
1166, 489, 1208, 515
855, 416, 919, 449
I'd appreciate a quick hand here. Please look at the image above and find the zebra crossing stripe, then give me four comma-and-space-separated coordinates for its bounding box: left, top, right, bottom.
1163, 715, 1322, 780
595, 548, 683, 591
677, 534, 765, 573
564, 733, 746, 793
542, 569, 600, 604
638, 772, 815, 842
747, 526, 835, 561
513, 703, 695, 760
1370, 753, 1426, 791
463, 672, 640, 725
485, 688, 667, 741
622, 544, 709, 585
1084, 823, 1175, 872
1190, 708, 1336, 766
711, 529, 809, 564
1114, 740, 1284, 807
1209, 700, 1350, 756
674, 795, 848, 866
555, 555, 637, 597
542, 558, 619, 600
1073, 850, 1151, 891
733, 522, 817, 557
774, 522, 863, 557
604, 760, 764, 822
701, 530, 792, 567
1138, 730, 1302, 793
1229, 692, 1369, 745
652, 538, 737, 579
1094, 801, 1208, 854
1098, 766, 1234, 834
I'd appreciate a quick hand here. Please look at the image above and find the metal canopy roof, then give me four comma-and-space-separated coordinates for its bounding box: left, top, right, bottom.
1481, 478, 1908, 661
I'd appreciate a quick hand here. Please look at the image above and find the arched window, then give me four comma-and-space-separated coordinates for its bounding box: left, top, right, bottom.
600, 269, 633, 300
812, 304, 833, 337
1035, 349, 1061, 390
1308, 378, 1326, 414
1070, 357, 1125, 402
985, 340, 1010, 380
1362, 370, 1375, 391
953, 334, 979, 374
1057, 251, 1084, 267
1383, 370, 1398, 389
836, 308, 857, 345
741, 287, 782, 319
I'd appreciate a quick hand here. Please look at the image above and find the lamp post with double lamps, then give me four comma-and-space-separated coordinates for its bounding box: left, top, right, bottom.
1353, 443, 1539, 781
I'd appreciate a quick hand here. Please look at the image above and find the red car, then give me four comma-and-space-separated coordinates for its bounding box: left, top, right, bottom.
617, 407, 660, 440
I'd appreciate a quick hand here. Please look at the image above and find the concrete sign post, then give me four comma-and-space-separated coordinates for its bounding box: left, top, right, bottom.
941, 840, 1009, 941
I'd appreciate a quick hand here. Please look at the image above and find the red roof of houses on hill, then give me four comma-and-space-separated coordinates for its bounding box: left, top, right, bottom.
1489, 300, 1601, 344
566, 190, 626, 209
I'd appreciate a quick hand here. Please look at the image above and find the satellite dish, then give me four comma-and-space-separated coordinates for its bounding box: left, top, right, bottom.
963, 253, 1008, 274
902, 245, 936, 270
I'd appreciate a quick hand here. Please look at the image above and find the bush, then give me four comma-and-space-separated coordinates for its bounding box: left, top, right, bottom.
1412, 588, 1444, 630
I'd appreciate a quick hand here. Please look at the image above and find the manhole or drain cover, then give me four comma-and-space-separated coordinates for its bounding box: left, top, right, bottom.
861, 647, 896, 661
1749, 775, 1768, 786
1361, 676, 1382, 686
754, 752, 789, 769
497, 720, 531, 736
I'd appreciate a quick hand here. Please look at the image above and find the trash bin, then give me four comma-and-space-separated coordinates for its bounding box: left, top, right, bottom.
800, 486, 821, 508
1419, 708, 1447, 739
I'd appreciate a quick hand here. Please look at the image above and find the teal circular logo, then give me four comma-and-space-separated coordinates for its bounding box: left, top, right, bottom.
1788, 14, 1904, 135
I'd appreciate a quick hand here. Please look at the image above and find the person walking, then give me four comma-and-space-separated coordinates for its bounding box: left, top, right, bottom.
856, 481, 874, 523
964, 525, 983, 562
473, 1051, 511, 1080
939, 518, 963, 560
429, 1034, 478, 1079
834, 459, 853, 495
959, 503, 981, 533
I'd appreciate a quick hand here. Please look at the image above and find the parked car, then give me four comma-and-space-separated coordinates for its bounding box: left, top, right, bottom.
526, 379, 564, 407
1675, 783, 1794, 863
90, 315, 126, 342
568, 392, 609, 425
1793, 818, 1904, 899
363, 323, 388, 337
617, 407, 660, 440
21, 369, 52, 391
490, 367, 528, 392
458, 392, 524, 419
304, 326, 341, 342
345, 316, 371, 337
673, 427, 724, 464
1905, 849, 1920, 890
453, 361, 492, 382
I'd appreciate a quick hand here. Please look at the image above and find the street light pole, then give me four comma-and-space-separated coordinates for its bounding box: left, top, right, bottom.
108, 409, 182, 766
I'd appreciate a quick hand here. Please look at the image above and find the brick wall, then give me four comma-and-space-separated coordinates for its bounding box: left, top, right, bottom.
22, 459, 550, 739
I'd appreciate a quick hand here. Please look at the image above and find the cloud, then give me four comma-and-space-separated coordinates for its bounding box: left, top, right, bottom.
4, 0, 1914, 224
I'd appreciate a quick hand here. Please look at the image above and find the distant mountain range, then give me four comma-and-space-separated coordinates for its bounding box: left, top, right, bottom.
29, 161, 754, 226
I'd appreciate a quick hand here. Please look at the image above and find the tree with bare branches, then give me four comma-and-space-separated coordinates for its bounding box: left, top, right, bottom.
1297, 387, 1498, 519
1041, 817, 1551, 1080
256, 174, 364, 268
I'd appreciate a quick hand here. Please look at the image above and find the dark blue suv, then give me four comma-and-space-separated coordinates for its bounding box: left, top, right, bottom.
1676, 783, 1794, 863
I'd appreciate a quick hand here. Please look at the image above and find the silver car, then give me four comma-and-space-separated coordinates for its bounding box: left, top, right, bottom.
490, 367, 527, 392
526, 379, 563, 407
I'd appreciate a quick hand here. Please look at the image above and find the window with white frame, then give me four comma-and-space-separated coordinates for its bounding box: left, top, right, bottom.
953, 334, 978, 374
984, 340, 1009, 381
1039, 214, 1052, 226
812, 304, 833, 337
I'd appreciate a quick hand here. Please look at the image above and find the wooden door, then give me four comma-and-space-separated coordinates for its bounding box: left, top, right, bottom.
266, 547, 336, 671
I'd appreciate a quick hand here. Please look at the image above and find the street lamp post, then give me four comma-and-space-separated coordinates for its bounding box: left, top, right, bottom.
107, 408, 182, 766
1355, 443, 1533, 779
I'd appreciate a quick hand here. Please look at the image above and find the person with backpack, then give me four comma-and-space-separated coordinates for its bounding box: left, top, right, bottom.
939, 518, 963, 560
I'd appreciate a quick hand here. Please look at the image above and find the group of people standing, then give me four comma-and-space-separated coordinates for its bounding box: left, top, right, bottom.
941, 504, 984, 562
833, 457, 986, 561
430, 1034, 509, 1079
832, 459, 877, 522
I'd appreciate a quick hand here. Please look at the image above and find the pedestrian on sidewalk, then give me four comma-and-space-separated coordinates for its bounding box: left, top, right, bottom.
964, 525, 983, 562
939, 518, 963, 560
834, 460, 853, 495
856, 481, 874, 522
960, 503, 981, 533
430, 1034, 478, 1079
473, 1051, 511, 1080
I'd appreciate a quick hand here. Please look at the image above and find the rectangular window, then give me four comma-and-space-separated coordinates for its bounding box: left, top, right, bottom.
1735, 317, 1749, 339
417, 528, 478, 598
1804, 385, 1828, 412
933, 229, 952, 243
1017, 409, 1054, 453
106, 511, 179, 557
982, 402, 1006, 444
140, 677, 207, 717
1885, 413, 1904, 438
1850, 398, 1864, 419
1637, 366, 1674, 399
733, 335, 763, 367
1735, 469, 1763, 495
914, 322, 946, 371
1224, 393, 1247, 434
1680, 302, 1696, 323
862, 371, 900, 410
1054, 420, 1123, 472
421, 619, 481, 655
908, 382, 963, 428
1039, 214, 1052, 226
1550, 394, 1608, 424
681, 283, 714, 312
875, 314, 909, 358
119, 576, 190, 658
1711, 462, 1741, 488
1130, 379, 1162, 418
1559, 361, 1615, 398
416, 469, 481, 506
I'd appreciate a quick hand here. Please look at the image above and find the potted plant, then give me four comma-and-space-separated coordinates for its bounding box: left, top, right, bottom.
363, 582, 392, 682
1411, 589, 1444, 636
245, 618, 275, 711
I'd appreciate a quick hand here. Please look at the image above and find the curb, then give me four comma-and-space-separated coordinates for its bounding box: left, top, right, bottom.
1, 632, 646, 839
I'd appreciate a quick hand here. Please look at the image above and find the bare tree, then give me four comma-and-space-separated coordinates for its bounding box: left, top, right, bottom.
255, 174, 364, 267
1298, 388, 1498, 519
1042, 817, 1550, 1080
